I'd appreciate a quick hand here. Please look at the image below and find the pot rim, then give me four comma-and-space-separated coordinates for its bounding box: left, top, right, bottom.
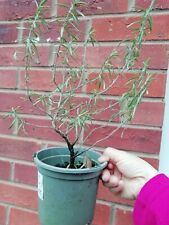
34, 147, 107, 174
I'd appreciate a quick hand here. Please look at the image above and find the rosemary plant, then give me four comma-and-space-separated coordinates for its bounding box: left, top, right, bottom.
9, 0, 156, 168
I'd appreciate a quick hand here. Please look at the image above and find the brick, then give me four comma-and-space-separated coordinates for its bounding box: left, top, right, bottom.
135, 0, 169, 9
97, 181, 134, 206
0, 24, 18, 44
0, 0, 51, 21
0, 183, 37, 210
93, 14, 169, 41
92, 202, 112, 225
114, 208, 133, 225
66, 44, 169, 70
84, 125, 161, 153
0, 92, 44, 115
91, 98, 119, 122
19, 69, 59, 91
87, 72, 166, 98
146, 73, 166, 98
57, 0, 128, 17
33, 45, 52, 66
0, 46, 25, 67
131, 101, 164, 127
0, 160, 11, 181
9, 208, 40, 225
19, 118, 61, 142
0, 70, 17, 89
19, 117, 76, 143
45, 20, 86, 42
19, 69, 83, 93
0, 116, 14, 135
0, 137, 41, 161
36, 21, 61, 43
83, 0, 128, 14
147, 14, 169, 40
136, 44, 169, 70
0, 204, 6, 225
64, 45, 124, 69
0, 45, 51, 67
93, 16, 137, 42
86, 97, 164, 127
14, 163, 37, 186
23, 19, 86, 43
131, 44, 168, 69
142, 157, 159, 170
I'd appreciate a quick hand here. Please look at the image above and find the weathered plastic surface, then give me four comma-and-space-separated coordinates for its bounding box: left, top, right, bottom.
34, 147, 107, 225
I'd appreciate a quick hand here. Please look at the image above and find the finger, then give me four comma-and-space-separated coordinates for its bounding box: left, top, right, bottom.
103, 175, 120, 188
101, 169, 111, 182
110, 180, 124, 193
98, 155, 109, 163
114, 167, 122, 180
103, 147, 127, 164
98, 147, 118, 163
109, 175, 120, 186
107, 162, 114, 170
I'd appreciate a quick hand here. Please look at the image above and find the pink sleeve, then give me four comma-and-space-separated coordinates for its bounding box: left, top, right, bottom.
133, 174, 169, 225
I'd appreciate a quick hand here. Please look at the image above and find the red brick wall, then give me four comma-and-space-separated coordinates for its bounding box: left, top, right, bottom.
0, 0, 168, 225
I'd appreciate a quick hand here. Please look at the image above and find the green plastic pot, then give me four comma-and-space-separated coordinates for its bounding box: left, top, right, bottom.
34, 147, 107, 225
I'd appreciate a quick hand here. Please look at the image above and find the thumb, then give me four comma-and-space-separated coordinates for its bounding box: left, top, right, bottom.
99, 147, 127, 164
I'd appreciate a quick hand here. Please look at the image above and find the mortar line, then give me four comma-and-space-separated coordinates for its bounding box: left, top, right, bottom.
17, 21, 24, 43
0, 133, 160, 159
51, 0, 57, 17
0, 39, 169, 48
0, 156, 35, 166
0, 180, 37, 191
110, 203, 116, 225
0, 9, 168, 25
0, 202, 38, 214
10, 162, 15, 182
5, 206, 10, 225
128, 0, 136, 12
0, 107, 163, 129
0, 66, 167, 74
0, 87, 165, 101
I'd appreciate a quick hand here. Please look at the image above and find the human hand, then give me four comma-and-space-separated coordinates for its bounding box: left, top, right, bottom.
99, 147, 158, 199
